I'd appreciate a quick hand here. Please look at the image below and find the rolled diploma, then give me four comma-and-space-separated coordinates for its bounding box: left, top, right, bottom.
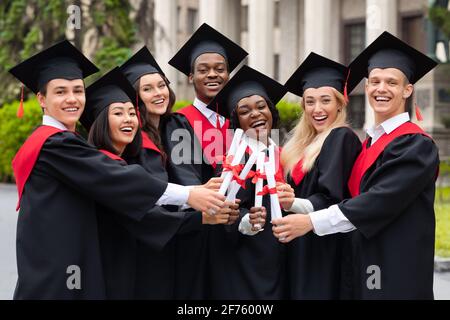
253, 151, 266, 230
226, 149, 260, 201
268, 143, 276, 173
220, 128, 244, 178
218, 138, 248, 195
254, 151, 266, 208
264, 162, 282, 221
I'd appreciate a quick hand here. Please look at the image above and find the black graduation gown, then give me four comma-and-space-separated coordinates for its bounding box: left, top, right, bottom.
14, 131, 167, 300
96, 153, 199, 300
286, 127, 361, 300
207, 159, 287, 300
161, 112, 215, 299
339, 133, 439, 300
127, 147, 202, 299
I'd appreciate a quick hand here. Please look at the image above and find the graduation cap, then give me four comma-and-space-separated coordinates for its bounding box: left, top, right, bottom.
80, 67, 137, 131
169, 23, 248, 76
284, 52, 350, 100
207, 65, 287, 119
119, 46, 167, 85
347, 31, 438, 93
9, 40, 98, 94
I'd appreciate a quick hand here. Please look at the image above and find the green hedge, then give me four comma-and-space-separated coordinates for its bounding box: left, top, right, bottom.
276, 100, 302, 130
0, 98, 42, 181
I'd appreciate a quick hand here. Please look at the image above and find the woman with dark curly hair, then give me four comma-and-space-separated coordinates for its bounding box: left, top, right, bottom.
206, 65, 288, 299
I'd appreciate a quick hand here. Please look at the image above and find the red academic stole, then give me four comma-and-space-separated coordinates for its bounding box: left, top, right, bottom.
348, 122, 431, 198
291, 159, 306, 186
141, 132, 161, 154
176, 105, 230, 168
98, 149, 125, 162
12, 125, 64, 210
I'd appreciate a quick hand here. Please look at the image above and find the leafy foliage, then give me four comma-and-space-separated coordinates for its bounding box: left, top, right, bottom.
429, 5, 450, 39
0, 98, 42, 181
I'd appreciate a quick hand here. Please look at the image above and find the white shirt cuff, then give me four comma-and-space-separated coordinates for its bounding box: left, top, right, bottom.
156, 183, 193, 206
309, 204, 356, 236
289, 198, 314, 214
238, 213, 262, 236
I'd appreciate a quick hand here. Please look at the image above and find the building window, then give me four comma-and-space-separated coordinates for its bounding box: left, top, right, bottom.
241, 5, 248, 32
344, 22, 366, 64
187, 8, 198, 34
274, 54, 280, 81
347, 94, 365, 129
274, 1, 280, 28
401, 14, 426, 52
176, 6, 181, 33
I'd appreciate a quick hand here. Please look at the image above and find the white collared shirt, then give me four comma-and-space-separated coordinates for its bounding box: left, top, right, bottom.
366, 112, 410, 145
42, 115, 69, 131
193, 97, 226, 128
309, 112, 410, 236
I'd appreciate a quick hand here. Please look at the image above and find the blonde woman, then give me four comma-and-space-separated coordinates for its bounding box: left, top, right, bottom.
272, 53, 361, 299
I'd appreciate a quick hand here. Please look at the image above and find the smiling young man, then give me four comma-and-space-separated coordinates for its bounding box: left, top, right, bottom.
161, 23, 248, 299
163, 23, 248, 186
9, 41, 224, 299
272, 32, 440, 299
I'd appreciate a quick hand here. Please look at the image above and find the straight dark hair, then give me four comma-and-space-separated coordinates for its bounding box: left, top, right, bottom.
88, 105, 142, 158
134, 73, 175, 160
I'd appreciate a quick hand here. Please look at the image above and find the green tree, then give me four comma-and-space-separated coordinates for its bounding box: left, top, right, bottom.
0, 0, 154, 105
429, 4, 450, 38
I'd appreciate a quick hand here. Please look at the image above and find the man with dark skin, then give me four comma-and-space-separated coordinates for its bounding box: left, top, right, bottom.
162, 23, 248, 299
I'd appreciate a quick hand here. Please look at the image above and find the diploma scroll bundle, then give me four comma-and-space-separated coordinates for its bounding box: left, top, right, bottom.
218, 129, 282, 221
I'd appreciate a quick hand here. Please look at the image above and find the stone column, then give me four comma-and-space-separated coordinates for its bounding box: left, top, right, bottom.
154, 0, 178, 92
279, 0, 301, 83
304, 0, 340, 61
198, 0, 241, 42
364, 0, 398, 129
248, 0, 274, 76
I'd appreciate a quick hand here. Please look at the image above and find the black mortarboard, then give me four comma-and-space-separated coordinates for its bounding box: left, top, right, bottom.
347, 31, 438, 92
9, 40, 98, 94
169, 23, 248, 76
207, 65, 287, 118
119, 46, 167, 85
284, 52, 350, 98
81, 67, 136, 131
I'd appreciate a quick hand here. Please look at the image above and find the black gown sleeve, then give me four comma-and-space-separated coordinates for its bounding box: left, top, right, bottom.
112, 205, 200, 251
307, 127, 362, 210
161, 113, 204, 186
129, 145, 203, 236
339, 134, 439, 239
40, 132, 168, 221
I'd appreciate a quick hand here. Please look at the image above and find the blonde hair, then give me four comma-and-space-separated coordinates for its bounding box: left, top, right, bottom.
281, 88, 349, 178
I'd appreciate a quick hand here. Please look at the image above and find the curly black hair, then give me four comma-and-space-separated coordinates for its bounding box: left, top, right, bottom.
229, 98, 280, 130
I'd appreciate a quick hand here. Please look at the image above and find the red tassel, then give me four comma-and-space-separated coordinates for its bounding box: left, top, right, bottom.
17, 85, 24, 118
415, 104, 423, 122
343, 68, 351, 104
136, 93, 142, 127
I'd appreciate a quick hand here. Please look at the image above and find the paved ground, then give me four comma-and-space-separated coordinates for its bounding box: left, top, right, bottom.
0, 183, 17, 299
1, 182, 449, 300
